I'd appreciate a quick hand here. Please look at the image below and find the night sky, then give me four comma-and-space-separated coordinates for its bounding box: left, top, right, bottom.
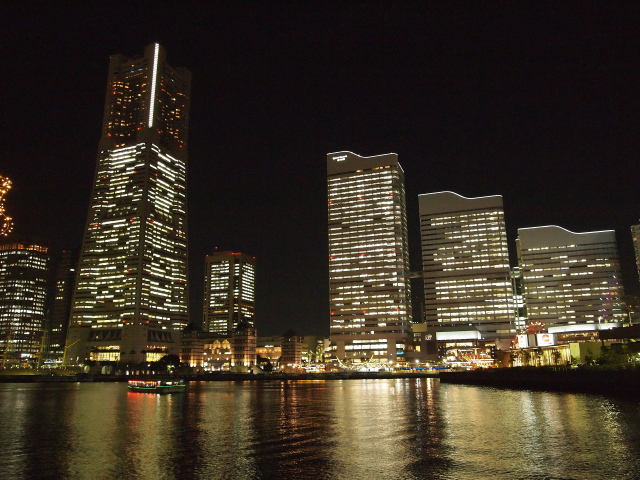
2, 3, 640, 336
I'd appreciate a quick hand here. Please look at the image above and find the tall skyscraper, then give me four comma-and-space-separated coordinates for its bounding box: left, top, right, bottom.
203, 251, 255, 335
327, 151, 412, 361
0, 238, 50, 365
517, 226, 625, 331
419, 192, 514, 341
48, 250, 77, 362
66, 44, 191, 364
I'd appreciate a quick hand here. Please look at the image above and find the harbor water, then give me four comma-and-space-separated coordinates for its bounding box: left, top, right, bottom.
1, 378, 639, 479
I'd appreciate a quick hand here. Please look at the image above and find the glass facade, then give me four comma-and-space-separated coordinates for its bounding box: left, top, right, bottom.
327, 151, 412, 361
67, 44, 190, 364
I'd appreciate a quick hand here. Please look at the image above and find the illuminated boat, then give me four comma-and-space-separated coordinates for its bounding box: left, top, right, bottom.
127, 379, 186, 393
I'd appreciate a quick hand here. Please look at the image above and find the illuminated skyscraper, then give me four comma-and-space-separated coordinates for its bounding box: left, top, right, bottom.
203, 251, 255, 335
327, 151, 412, 361
0, 238, 50, 365
66, 44, 190, 364
517, 226, 625, 331
419, 192, 514, 341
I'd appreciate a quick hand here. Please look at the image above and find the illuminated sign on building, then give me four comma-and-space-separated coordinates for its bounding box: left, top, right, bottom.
536, 333, 555, 347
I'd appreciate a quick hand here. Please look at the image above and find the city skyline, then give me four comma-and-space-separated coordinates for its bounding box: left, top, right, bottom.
2, 4, 640, 336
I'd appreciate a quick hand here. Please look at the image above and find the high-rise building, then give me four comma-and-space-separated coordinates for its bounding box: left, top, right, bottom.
510, 267, 527, 333
631, 224, 640, 282
48, 250, 77, 362
419, 192, 514, 341
0, 238, 50, 366
66, 44, 191, 364
517, 226, 625, 332
327, 151, 412, 361
203, 252, 255, 335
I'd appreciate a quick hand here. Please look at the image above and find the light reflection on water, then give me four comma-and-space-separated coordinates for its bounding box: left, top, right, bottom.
1, 379, 639, 479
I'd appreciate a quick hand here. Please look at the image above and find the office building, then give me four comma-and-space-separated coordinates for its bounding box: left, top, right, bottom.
327, 151, 412, 361
48, 250, 77, 362
0, 238, 50, 365
203, 251, 255, 335
510, 267, 527, 333
517, 226, 625, 333
419, 192, 514, 342
66, 44, 191, 364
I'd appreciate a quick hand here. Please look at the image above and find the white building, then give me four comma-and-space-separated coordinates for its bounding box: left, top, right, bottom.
419, 192, 514, 342
517, 226, 625, 335
327, 151, 412, 361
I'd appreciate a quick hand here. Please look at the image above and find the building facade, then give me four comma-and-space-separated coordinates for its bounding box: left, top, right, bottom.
327, 151, 412, 361
66, 44, 191, 364
517, 226, 625, 333
231, 325, 257, 369
203, 251, 255, 335
419, 192, 514, 342
48, 250, 77, 362
0, 239, 50, 366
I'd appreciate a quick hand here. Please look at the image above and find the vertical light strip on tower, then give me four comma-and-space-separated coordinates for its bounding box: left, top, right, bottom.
148, 43, 160, 128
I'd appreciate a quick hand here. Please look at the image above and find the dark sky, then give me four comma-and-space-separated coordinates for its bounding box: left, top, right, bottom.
2, 3, 640, 336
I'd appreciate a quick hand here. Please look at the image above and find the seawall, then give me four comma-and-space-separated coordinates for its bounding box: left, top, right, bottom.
439, 367, 640, 398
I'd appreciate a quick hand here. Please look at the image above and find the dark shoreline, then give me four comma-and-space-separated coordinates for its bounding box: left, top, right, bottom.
440, 367, 640, 399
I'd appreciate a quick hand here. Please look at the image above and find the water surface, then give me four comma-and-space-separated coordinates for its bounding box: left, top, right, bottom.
1, 379, 638, 479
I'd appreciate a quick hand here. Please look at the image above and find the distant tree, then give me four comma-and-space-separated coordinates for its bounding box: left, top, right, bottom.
597, 344, 629, 365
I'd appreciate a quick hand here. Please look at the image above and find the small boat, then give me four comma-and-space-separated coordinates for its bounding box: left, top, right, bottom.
127, 379, 186, 393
